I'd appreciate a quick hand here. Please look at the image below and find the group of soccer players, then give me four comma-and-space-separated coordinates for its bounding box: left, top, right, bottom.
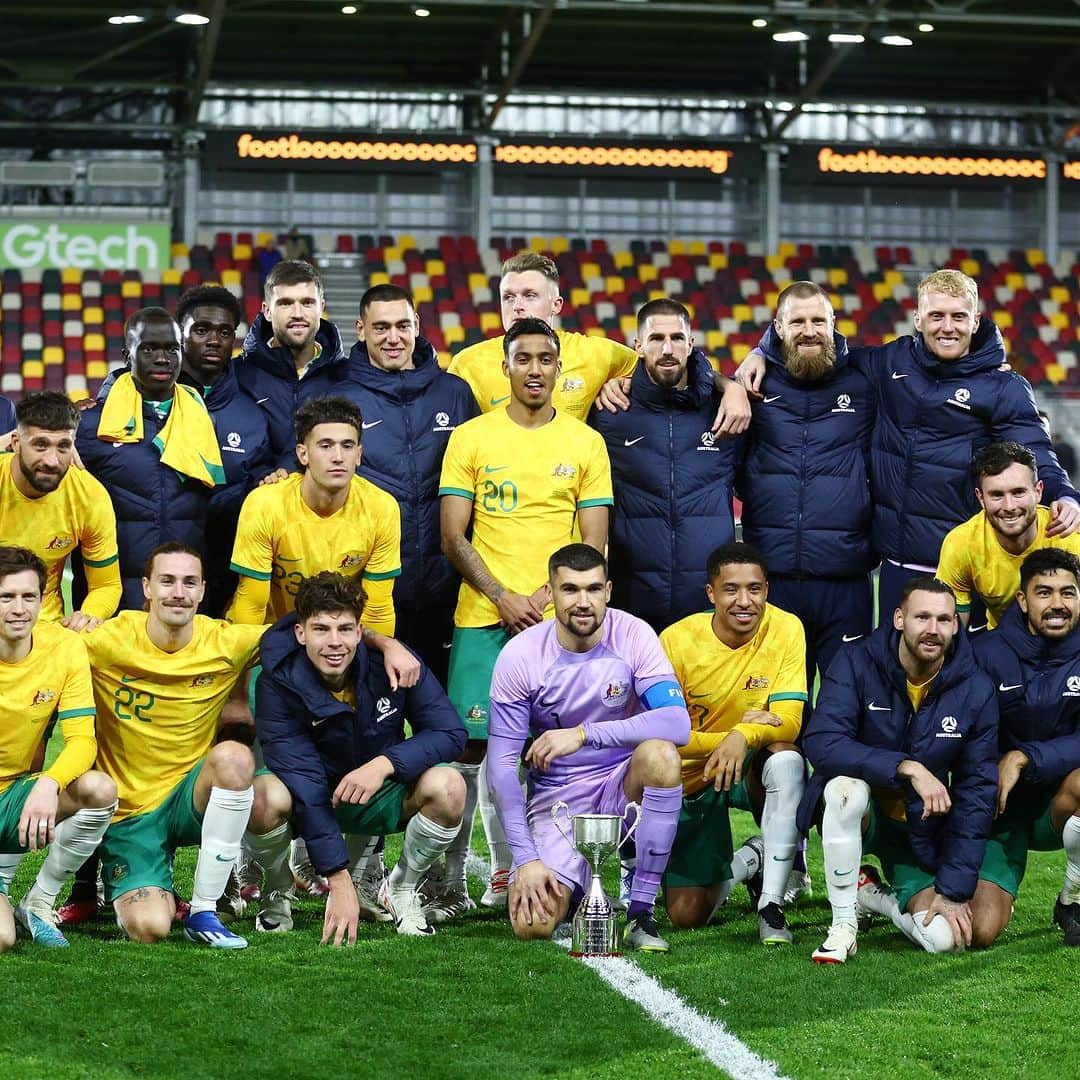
1, 247, 1079, 967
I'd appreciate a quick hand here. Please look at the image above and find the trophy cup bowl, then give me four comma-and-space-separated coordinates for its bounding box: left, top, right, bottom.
551, 801, 639, 957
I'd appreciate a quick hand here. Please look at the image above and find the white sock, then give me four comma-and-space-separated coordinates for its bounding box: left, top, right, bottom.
190, 786, 254, 915
1061, 815, 1080, 904
25, 803, 115, 908
0, 853, 23, 890
900, 910, 962, 953
388, 813, 461, 894
346, 834, 378, 878
444, 763, 479, 886
730, 840, 761, 885
478, 755, 511, 873
821, 776, 869, 927
289, 836, 311, 870
758, 751, 804, 910
857, 874, 906, 930
244, 822, 292, 896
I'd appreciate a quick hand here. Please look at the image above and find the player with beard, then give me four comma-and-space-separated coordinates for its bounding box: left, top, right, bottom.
487, 543, 689, 950
799, 578, 999, 964
971, 549, 1080, 947
938, 442, 1080, 629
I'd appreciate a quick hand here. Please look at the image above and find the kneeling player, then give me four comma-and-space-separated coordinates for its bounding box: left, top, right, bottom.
659, 543, 808, 945
252, 572, 467, 945
85, 543, 273, 949
488, 544, 690, 952
802, 577, 999, 964
973, 549, 1080, 946
0, 546, 116, 948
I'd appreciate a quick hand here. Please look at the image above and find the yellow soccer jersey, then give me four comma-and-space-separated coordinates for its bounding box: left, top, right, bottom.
439, 409, 613, 627
447, 330, 637, 421
659, 606, 808, 795
227, 472, 401, 631
84, 611, 264, 820
0, 622, 96, 794
936, 505, 1080, 628
0, 453, 120, 622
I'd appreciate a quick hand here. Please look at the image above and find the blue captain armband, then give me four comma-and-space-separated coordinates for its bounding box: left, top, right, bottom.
641, 681, 685, 710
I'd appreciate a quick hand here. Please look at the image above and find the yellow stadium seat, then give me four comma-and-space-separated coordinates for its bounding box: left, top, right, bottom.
22, 360, 44, 378
170, 243, 189, 259
443, 325, 465, 345
437, 351, 452, 368
87, 360, 108, 379
570, 288, 590, 307
414, 285, 433, 304
61, 294, 82, 312
121, 281, 142, 299
732, 304, 752, 322
162, 268, 182, 285
550, 237, 569, 254
221, 269, 241, 285
605, 276, 625, 294
838, 319, 858, 337
765, 254, 785, 272
368, 272, 390, 286
688, 240, 706, 256
84, 333, 106, 351
83, 307, 104, 325
233, 244, 252, 261
777, 241, 796, 258
383, 246, 402, 263
1005, 272, 1025, 291
764, 290, 779, 309
828, 268, 847, 287
61, 268, 82, 285
480, 311, 502, 333
872, 282, 894, 302
1050, 285, 1069, 304
43, 346, 64, 366
883, 269, 904, 286
256, 232, 274, 248
397, 235, 416, 251
960, 258, 980, 277
1046, 362, 1066, 384
614, 251, 634, 269
425, 259, 446, 277
69, 388, 90, 403
468, 272, 488, 291
731, 343, 751, 363
638, 264, 658, 283
830, 292, 842, 310
1027, 248, 1047, 267
619, 315, 637, 338
683, 302, 695, 321
706, 330, 726, 351
1050, 312, 1069, 330
995, 310, 1013, 329
882, 332, 898, 344
580, 262, 601, 281
524, 236, 544, 253
709, 253, 728, 270
667, 240, 685, 256
647, 289, 667, 301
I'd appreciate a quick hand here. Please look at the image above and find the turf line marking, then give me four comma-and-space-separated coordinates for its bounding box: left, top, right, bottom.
467, 853, 787, 1080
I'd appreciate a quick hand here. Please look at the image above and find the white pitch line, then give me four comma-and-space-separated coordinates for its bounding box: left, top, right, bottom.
467, 853, 787, 1080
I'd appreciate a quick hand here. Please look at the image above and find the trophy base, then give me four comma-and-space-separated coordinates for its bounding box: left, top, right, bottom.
568, 949, 621, 958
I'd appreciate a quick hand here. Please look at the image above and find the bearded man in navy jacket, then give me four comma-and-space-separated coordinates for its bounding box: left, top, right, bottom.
249, 572, 466, 946
972, 548, 1080, 947
799, 577, 999, 965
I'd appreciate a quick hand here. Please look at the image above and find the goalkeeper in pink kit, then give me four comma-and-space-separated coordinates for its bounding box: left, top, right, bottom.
487, 543, 690, 952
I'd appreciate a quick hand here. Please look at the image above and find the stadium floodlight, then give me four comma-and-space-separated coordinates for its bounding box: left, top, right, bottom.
772, 29, 809, 43
341, 4, 358, 12
918, 23, 935, 33
170, 8, 210, 24
880, 33, 914, 46
828, 33, 865, 44
752, 18, 768, 29
107, 13, 146, 23
412, 5, 431, 16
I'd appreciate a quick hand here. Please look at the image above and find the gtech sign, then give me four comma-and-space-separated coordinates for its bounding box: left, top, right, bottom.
0, 222, 169, 271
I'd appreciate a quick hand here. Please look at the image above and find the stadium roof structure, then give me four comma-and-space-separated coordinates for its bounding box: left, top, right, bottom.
3, 0, 1080, 140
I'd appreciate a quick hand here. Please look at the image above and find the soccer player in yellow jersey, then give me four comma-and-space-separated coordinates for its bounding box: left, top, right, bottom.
938, 441, 1080, 629
0, 546, 116, 950
84, 542, 280, 949
439, 316, 613, 910
0, 392, 120, 629
659, 542, 807, 945
447, 251, 637, 421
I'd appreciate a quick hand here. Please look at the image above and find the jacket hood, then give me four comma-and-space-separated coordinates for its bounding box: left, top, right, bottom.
242, 312, 347, 379
759, 324, 852, 383
912, 317, 1006, 378
993, 598, 1080, 665
630, 347, 715, 410
346, 336, 441, 400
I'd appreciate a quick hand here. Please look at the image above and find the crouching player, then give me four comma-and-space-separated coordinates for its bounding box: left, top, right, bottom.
251, 572, 466, 945
801, 577, 999, 964
973, 549, 1080, 946
0, 546, 116, 948
85, 542, 274, 949
659, 542, 808, 945
488, 544, 690, 952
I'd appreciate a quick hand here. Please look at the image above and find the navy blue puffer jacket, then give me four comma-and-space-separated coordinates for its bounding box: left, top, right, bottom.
742, 328, 874, 578
589, 350, 734, 631
798, 625, 998, 901
234, 313, 348, 469
338, 337, 478, 613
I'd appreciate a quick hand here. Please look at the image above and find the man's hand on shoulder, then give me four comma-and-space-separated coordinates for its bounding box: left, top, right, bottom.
595, 376, 632, 413
61, 612, 103, 634
1046, 497, 1080, 538
733, 348, 767, 396
711, 377, 751, 436
258, 467, 291, 487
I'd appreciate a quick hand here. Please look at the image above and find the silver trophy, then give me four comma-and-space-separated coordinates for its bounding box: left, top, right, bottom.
551, 801, 640, 957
